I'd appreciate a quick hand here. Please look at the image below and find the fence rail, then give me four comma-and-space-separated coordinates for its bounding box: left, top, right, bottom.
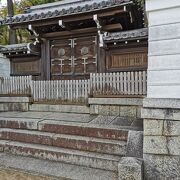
0, 71, 147, 103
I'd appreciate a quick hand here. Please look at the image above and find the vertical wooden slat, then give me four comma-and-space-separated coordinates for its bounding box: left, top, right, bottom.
127, 72, 131, 95
135, 71, 138, 95
116, 72, 119, 94
99, 73, 102, 94
143, 71, 147, 95
123, 72, 127, 94
76, 80, 78, 103
93, 73, 96, 95
131, 72, 135, 95
139, 71, 142, 95
113, 72, 116, 94
120, 72, 123, 94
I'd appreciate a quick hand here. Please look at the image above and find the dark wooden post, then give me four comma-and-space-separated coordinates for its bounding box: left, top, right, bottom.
7, 0, 16, 44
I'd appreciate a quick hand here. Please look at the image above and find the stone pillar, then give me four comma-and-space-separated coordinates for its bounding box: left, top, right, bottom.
143, 0, 180, 179
0, 54, 10, 76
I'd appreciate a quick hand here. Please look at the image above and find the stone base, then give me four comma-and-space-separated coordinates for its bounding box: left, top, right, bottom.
142, 98, 180, 179
89, 98, 143, 118
144, 154, 180, 180
0, 97, 30, 112
0, 168, 54, 180
30, 104, 90, 114
118, 157, 143, 180
0, 103, 29, 112
0, 153, 117, 180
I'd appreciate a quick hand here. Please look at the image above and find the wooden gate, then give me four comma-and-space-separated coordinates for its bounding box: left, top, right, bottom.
51, 36, 97, 80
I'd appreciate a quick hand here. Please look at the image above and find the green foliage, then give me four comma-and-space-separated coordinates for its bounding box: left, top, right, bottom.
0, 6, 8, 44
134, 0, 144, 9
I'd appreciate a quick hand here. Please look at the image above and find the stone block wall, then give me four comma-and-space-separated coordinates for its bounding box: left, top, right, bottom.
0, 97, 30, 112
89, 98, 143, 118
0, 54, 10, 77
142, 99, 180, 179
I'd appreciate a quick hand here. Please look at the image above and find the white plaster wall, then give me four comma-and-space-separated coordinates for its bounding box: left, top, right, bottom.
0, 54, 10, 77
146, 0, 180, 98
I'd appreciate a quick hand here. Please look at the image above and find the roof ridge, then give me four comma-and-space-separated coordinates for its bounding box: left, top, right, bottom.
1, 0, 132, 25
29, 0, 91, 13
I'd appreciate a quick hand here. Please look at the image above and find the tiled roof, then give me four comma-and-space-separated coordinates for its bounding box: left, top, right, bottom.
0, 43, 28, 53
0, 43, 40, 55
103, 28, 148, 42
0, 0, 132, 25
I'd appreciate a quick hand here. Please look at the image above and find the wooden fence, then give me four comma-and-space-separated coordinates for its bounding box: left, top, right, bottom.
32, 80, 90, 104
0, 76, 32, 95
0, 71, 147, 103
90, 71, 147, 97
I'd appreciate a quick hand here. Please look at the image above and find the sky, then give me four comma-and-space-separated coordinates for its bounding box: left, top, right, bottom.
0, 0, 19, 7
0, 0, 22, 8
0, 0, 7, 8
0, 0, 7, 6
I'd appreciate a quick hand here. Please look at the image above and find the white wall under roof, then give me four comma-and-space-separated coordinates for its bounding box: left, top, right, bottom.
146, 0, 180, 98
0, 54, 10, 77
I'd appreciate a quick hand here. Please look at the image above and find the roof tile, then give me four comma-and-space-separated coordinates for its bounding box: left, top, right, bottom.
0, 0, 132, 25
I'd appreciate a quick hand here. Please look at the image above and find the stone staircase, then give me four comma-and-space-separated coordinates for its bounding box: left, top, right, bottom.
0, 111, 143, 179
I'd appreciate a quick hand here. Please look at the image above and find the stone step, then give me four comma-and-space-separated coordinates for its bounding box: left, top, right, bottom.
0, 153, 118, 180
30, 104, 90, 114
0, 128, 127, 155
0, 117, 129, 141
0, 140, 120, 172
39, 120, 129, 141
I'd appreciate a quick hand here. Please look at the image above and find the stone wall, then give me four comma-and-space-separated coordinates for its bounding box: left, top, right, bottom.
142, 99, 180, 179
0, 54, 10, 77
89, 98, 143, 118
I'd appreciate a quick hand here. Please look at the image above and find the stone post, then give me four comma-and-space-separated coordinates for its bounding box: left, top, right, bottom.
143, 0, 180, 179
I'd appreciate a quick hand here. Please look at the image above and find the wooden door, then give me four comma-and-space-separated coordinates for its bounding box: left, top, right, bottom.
51, 36, 97, 80
51, 39, 72, 79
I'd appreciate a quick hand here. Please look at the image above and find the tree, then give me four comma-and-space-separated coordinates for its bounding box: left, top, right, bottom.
0, 5, 9, 44
7, 0, 17, 44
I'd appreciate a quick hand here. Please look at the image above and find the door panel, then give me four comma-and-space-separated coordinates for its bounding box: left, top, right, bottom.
51, 39, 72, 77
51, 36, 97, 80
74, 36, 97, 76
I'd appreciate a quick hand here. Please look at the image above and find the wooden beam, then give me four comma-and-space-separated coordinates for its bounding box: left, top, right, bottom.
103, 23, 123, 31
42, 23, 123, 39
42, 27, 97, 38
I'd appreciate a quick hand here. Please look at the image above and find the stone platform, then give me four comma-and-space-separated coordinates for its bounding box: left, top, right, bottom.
0, 111, 143, 180
0, 111, 143, 129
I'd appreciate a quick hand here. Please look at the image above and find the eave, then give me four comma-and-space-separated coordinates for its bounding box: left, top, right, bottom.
103, 28, 148, 43
0, 43, 40, 57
